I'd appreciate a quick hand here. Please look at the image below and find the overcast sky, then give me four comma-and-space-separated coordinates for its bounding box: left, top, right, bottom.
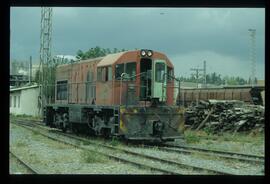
10, 7, 265, 79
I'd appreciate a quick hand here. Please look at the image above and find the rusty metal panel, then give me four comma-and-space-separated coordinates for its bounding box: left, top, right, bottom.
239, 88, 252, 102
96, 81, 113, 105
166, 81, 174, 105
232, 89, 241, 100
119, 106, 185, 140
111, 80, 138, 105
199, 89, 208, 101
56, 65, 70, 81
216, 89, 225, 100
62, 59, 100, 104
224, 89, 233, 100
184, 90, 193, 104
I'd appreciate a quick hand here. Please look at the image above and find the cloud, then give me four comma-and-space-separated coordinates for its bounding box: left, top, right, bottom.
170, 50, 265, 80
10, 7, 265, 79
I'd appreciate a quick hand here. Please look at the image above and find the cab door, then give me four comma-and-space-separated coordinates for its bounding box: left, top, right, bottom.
152, 59, 167, 101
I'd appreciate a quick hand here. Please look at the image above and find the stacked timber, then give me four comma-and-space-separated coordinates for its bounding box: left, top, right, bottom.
185, 100, 264, 134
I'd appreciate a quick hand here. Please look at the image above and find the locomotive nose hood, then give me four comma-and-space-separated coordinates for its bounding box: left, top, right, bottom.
119, 105, 185, 142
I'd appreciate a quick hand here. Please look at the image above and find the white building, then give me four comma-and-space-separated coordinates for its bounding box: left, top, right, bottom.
10, 85, 41, 117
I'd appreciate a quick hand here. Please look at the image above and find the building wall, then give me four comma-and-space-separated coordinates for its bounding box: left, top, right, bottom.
261, 90, 265, 106
10, 87, 40, 117
10, 91, 21, 114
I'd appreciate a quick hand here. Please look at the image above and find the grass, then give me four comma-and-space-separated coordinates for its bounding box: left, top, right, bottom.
81, 140, 90, 145
184, 129, 264, 145
10, 114, 42, 121
80, 150, 108, 163
15, 141, 27, 147
184, 131, 201, 144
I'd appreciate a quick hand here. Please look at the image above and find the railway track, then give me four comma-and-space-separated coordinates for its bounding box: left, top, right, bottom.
10, 150, 39, 174
11, 121, 183, 174
160, 143, 264, 164
11, 119, 236, 175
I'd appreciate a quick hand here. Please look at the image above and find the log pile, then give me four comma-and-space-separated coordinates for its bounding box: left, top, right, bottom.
184, 100, 264, 134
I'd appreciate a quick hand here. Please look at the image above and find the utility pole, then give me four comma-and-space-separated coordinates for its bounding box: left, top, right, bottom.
203, 60, 207, 88
39, 7, 53, 115
29, 56, 32, 84
190, 66, 204, 105
248, 29, 256, 87
190, 67, 204, 88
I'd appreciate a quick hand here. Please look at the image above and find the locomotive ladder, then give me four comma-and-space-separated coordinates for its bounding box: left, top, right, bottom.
113, 106, 119, 134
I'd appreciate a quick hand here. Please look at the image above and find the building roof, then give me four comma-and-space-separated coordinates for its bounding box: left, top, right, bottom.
10, 84, 40, 92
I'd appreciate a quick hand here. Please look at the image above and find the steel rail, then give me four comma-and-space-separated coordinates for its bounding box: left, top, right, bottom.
57, 132, 234, 175
12, 119, 233, 175
162, 144, 264, 163
9, 150, 39, 174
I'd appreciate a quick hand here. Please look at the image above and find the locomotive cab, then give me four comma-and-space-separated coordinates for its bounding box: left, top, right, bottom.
139, 50, 167, 103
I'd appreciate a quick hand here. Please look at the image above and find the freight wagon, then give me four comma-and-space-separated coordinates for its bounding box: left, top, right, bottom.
177, 86, 264, 107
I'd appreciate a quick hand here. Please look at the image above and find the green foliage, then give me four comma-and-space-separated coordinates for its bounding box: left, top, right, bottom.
184, 131, 201, 144
76, 46, 128, 60
223, 75, 248, 85
179, 72, 248, 86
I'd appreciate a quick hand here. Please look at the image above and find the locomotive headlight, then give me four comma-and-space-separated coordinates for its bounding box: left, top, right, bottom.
140, 50, 146, 57
147, 50, 153, 57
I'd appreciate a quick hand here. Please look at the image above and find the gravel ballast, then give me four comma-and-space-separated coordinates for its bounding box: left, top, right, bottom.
9, 121, 264, 175
9, 124, 162, 174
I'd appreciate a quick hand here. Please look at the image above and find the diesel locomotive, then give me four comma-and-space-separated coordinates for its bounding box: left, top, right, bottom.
44, 49, 185, 142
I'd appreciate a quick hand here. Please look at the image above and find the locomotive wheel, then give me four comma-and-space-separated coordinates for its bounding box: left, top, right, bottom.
100, 128, 111, 139
71, 124, 79, 135
62, 126, 67, 133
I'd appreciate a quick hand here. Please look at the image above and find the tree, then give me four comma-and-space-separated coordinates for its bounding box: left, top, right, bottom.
75, 46, 128, 60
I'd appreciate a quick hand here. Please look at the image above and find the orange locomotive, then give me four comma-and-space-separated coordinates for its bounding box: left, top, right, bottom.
44, 49, 185, 142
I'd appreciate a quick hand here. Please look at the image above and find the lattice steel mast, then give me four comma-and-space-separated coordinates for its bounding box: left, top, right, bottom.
39, 7, 53, 114
248, 29, 256, 87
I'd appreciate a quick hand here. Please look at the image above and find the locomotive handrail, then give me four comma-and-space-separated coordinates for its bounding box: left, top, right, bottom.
162, 73, 181, 106
120, 73, 128, 105
119, 72, 148, 105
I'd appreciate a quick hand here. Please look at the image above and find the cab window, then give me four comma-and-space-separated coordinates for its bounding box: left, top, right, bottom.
97, 66, 112, 81
125, 62, 136, 81
57, 80, 68, 100
115, 62, 136, 80
115, 64, 124, 79
155, 62, 165, 82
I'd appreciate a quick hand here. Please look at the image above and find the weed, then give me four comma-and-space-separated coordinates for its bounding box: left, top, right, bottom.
82, 140, 90, 145
15, 142, 27, 147
184, 132, 200, 144
110, 137, 121, 147
80, 150, 108, 163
